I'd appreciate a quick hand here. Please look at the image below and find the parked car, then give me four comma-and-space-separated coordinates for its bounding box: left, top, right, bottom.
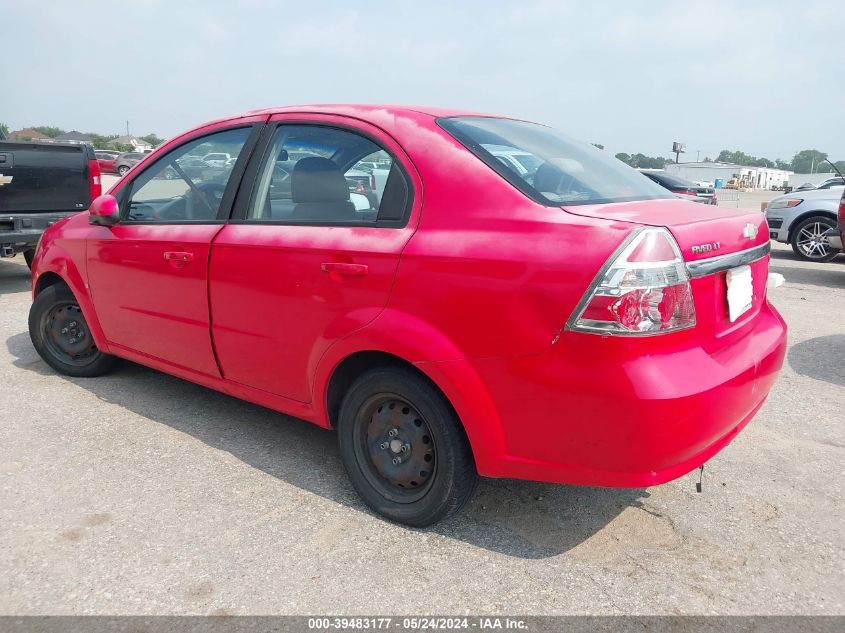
202, 152, 231, 168
766, 186, 845, 261
95, 150, 120, 174
0, 139, 101, 267
813, 177, 845, 190
114, 152, 145, 176
28, 105, 786, 526
822, 188, 845, 252
639, 171, 717, 204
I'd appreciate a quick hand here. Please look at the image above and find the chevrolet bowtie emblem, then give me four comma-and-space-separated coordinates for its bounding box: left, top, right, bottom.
743, 223, 758, 239
0, 174, 13, 187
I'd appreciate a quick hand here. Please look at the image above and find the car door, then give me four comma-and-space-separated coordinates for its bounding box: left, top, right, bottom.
86, 120, 264, 375
208, 115, 421, 402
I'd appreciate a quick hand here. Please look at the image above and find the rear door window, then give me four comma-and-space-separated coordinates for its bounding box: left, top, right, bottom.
245, 125, 410, 225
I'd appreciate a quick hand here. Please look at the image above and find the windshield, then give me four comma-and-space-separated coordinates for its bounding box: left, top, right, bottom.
438, 116, 672, 206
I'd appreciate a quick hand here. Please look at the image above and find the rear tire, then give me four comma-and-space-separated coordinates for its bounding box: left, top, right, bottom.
29, 284, 118, 377
338, 367, 478, 526
118, 165, 129, 176
790, 215, 839, 262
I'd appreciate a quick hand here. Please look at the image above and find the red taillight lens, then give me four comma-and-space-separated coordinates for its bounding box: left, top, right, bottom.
838, 189, 845, 221
677, 190, 697, 195
88, 159, 102, 202
568, 228, 696, 335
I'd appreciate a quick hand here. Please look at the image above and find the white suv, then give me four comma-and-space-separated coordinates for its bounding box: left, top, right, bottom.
766, 186, 844, 261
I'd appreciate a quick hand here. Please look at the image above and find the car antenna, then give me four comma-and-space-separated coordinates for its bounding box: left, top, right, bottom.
695, 464, 705, 493
821, 158, 843, 180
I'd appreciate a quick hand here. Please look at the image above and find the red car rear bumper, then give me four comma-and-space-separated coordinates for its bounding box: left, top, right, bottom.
428, 301, 787, 487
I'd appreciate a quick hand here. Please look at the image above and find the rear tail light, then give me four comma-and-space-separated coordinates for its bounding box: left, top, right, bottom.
88, 159, 102, 202
838, 189, 845, 221
567, 228, 696, 335
677, 190, 697, 196
370, 174, 376, 190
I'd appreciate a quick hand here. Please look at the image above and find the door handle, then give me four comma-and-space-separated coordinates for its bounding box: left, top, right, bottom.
321, 262, 368, 276
163, 251, 194, 262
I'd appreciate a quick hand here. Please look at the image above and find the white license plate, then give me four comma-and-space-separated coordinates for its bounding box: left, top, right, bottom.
726, 265, 753, 322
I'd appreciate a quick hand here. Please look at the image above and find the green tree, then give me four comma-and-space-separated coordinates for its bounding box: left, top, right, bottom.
0, 122, 9, 139
31, 126, 65, 138
833, 161, 845, 174
615, 152, 671, 169
88, 133, 122, 150
141, 133, 164, 147
790, 149, 828, 173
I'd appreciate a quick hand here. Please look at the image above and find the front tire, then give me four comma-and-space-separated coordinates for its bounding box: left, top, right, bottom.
791, 215, 839, 262
118, 165, 129, 176
338, 367, 478, 527
29, 284, 118, 377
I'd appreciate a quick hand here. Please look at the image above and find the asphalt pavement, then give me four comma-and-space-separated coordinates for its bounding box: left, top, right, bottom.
0, 243, 843, 615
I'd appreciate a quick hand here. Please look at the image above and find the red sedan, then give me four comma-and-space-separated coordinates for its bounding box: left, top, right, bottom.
94, 150, 119, 174
27, 105, 787, 526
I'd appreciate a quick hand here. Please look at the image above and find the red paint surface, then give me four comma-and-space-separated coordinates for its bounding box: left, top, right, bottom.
31, 105, 787, 487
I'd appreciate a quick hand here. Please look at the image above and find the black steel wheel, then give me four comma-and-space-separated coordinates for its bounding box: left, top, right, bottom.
338, 367, 477, 526
29, 284, 118, 377
791, 215, 839, 262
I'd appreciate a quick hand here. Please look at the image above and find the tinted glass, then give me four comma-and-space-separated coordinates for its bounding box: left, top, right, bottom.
647, 172, 695, 188
247, 125, 408, 224
439, 117, 671, 206
124, 127, 250, 222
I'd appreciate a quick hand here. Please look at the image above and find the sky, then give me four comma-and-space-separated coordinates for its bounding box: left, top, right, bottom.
2, 0, 843, 162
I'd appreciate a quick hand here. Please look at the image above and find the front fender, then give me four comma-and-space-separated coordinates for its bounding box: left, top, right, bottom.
32, 223, 110, 354
310, 308, 508, 476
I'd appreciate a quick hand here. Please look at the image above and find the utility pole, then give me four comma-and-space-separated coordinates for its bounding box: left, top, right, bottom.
696, 150, 700, 162
126, 120, 130, 136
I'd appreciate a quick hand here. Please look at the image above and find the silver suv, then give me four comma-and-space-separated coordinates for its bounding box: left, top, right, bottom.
766, 186, 844, 261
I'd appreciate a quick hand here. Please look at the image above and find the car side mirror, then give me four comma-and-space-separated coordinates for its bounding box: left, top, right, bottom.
89, 194, 120, 226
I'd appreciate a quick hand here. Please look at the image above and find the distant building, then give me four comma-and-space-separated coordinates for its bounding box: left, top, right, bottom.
663, 161, 793, 189
8, 128, 51, 141
54, 130, 93, 144
109, 135, 153, 152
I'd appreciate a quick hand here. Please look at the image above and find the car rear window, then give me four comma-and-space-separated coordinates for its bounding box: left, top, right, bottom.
438, 116, 671, 206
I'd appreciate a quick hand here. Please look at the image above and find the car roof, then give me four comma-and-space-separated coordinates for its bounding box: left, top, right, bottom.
194, 104, 523, 138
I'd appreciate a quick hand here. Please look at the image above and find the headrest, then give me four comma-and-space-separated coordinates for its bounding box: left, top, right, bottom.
277, 149, 289, 161
532, 161, 565, 193
291, 157, 350, 203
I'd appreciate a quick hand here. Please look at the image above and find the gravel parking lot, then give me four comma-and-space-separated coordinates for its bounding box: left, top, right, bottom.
0, 242, 843, 615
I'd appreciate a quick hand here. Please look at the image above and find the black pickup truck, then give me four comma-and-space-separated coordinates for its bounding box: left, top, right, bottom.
0, 140, 101, 267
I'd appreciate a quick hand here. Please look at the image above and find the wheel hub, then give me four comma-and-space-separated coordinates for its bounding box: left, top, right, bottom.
45, 305, 96, 361
365, 398, 435, 494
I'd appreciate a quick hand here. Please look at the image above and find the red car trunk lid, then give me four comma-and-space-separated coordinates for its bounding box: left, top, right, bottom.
563, 198, 771, 340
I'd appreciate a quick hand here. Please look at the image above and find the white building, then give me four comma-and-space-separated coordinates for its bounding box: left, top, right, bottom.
663, 161, 793, 190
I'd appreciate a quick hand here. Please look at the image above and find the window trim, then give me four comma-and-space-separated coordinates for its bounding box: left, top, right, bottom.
117, 124, 263, 226
229, 121, 413, 229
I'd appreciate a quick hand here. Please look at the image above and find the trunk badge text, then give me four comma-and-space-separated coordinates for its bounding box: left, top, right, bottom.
691, 242, 721, 254
743, 223, 758, 239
